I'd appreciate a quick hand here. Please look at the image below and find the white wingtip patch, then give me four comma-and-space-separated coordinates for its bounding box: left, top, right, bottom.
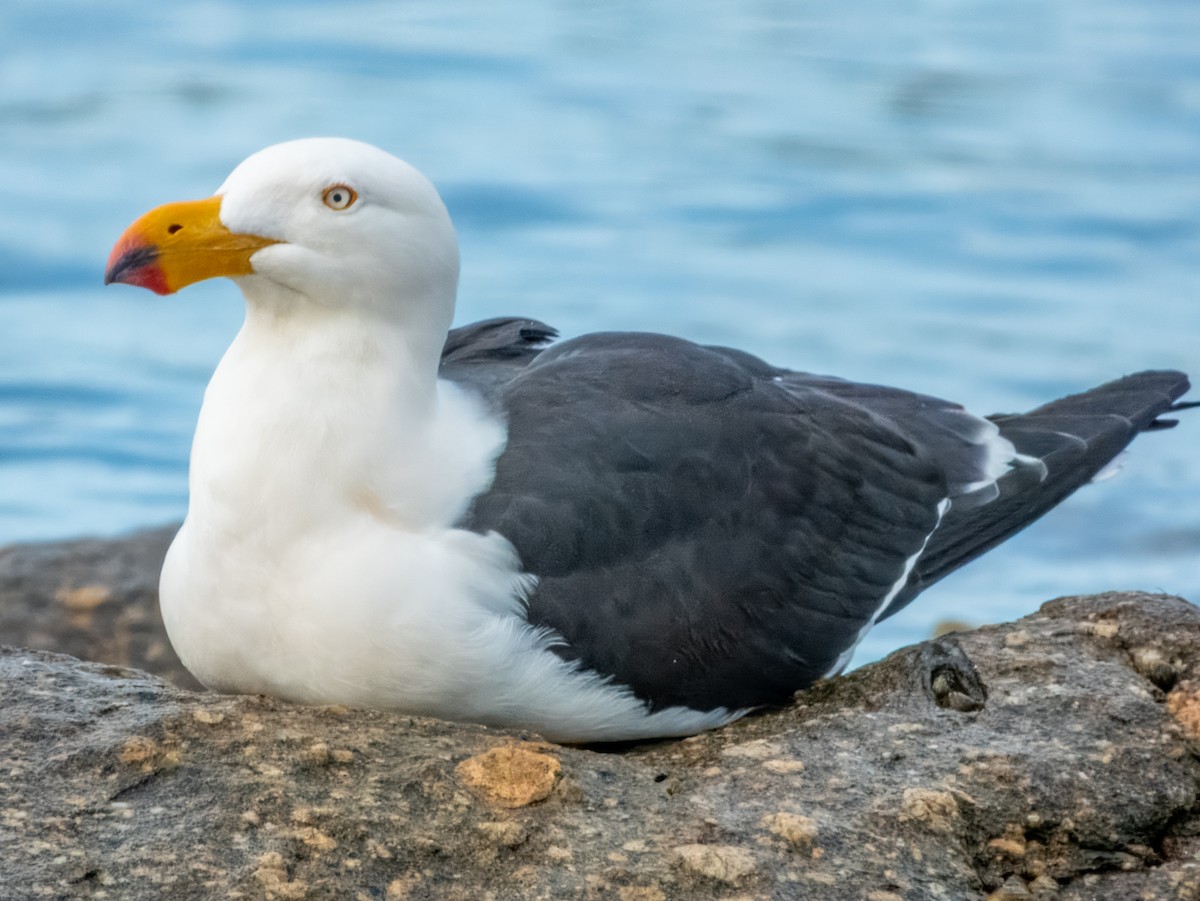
958, 419, 1049, 495
958, 418, 1020, 494
1012, 452, 1049, 481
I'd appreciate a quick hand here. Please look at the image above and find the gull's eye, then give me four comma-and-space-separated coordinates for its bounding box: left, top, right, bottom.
322, 184, 359, 211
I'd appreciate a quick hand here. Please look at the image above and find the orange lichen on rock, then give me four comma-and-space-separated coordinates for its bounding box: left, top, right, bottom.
1166, 681, 1200, 742
455, 743, 563, 808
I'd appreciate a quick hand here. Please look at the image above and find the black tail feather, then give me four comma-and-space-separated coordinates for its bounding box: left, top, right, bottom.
880, 370, 1193, 620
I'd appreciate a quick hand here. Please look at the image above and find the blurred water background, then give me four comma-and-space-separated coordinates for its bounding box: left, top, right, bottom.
1, 0, 1197, 663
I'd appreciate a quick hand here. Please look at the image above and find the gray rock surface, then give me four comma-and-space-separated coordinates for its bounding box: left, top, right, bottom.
2, 529, 1199, 899
0, 525, 198, 689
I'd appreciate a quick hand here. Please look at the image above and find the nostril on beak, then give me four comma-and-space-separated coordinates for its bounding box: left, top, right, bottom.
167, 223, 183, 234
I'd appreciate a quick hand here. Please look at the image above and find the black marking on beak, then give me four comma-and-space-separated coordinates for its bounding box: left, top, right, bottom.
104, 245, 160, 285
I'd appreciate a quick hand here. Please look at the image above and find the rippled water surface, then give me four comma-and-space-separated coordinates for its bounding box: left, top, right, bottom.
1, 0, 1197, 662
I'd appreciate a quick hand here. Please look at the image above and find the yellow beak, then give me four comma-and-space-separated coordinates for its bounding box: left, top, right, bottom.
104, 196, 280, 295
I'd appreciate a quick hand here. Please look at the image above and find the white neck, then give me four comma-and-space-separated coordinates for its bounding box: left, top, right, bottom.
189, 282, 478, 538
236, 274, 452, 402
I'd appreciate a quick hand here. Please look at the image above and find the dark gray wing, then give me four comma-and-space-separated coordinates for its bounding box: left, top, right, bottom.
441, 323, 1192, 713
452, 329, 1014, 712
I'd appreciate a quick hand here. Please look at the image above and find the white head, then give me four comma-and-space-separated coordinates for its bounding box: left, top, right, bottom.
105, 138, 460, 335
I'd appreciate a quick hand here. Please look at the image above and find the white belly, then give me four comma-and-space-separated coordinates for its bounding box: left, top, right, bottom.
160, 516, 738, 742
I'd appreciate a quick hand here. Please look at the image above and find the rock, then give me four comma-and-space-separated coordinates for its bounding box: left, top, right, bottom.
1, 529, 1199, 899
672, 843, 758, 885
0, 525, 196, 688
759, 811, 818, 846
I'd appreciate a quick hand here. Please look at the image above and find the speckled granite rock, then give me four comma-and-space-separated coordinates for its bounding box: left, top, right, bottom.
3, 584, 1199, 900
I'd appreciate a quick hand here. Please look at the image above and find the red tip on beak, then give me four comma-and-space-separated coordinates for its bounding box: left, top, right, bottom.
104, 232, 172, 295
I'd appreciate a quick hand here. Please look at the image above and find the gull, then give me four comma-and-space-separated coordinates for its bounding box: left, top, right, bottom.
105, 138, 1195, 741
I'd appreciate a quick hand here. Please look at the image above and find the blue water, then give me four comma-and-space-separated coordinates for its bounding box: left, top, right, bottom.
1, 0, 1197, 664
